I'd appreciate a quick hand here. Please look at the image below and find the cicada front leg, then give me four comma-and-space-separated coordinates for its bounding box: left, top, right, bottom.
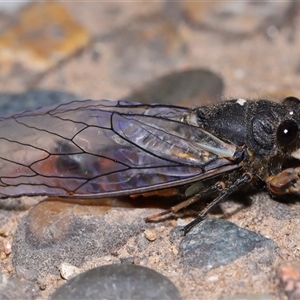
266, 167, 300, 195
144, 181, 225, 222
145, 173, 252, 235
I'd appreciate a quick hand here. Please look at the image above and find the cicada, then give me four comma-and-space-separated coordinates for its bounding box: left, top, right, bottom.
1, 97, 300, 233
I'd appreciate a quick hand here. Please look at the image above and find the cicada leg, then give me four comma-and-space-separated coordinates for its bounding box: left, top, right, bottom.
266, 167, 300, 195
183, 173, 252, 234
144, 181, 224, 222
145, 173, 252, 235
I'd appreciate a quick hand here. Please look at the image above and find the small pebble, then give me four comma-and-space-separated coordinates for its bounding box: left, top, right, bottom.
144, 229, 157, 241
102, 256, 113, 263
133, 257, 141, 265
170, 245, 179, 255
176, 218, 187, 227
277, 261, 300, 299
59, 262, 81, 280
50, 264, 182, 300
3, 238, 11, 255
0, 228, 9, 237
126, 245, 135, 254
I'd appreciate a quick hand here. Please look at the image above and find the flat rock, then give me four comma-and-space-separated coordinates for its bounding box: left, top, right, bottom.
12, 200, 150, 281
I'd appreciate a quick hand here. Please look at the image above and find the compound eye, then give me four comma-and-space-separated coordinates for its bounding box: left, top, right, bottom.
277, 120, 298, 147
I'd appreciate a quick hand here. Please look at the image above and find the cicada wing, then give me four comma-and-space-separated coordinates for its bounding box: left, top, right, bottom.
0, 100, 240, 198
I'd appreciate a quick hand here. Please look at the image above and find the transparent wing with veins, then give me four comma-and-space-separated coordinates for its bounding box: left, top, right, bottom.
0, 100, 239, 198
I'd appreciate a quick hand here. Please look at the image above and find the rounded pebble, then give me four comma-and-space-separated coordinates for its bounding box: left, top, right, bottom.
50, 264, 182, 300
144, 229, 158, 241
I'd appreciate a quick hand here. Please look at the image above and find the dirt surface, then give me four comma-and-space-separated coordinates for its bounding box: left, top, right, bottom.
0, 1, 300, 299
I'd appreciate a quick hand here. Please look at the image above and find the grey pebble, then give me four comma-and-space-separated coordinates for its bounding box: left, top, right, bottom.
50, 264, 182, 300
179, 219, 277, 269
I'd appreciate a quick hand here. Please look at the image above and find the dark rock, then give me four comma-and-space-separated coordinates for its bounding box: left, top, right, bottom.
50, 264, 182, 300
123, 69, 224, 107
179, 219, 277, 269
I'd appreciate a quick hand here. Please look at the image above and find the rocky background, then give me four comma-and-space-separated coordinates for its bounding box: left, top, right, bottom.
0, 2, 300, 299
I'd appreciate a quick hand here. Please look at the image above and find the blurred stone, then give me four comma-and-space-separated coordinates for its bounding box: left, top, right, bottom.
50, 264, 182, 300
110, 12, 186, 84
0, 2, 90, 82
0, 272, 39, 299
181, 2, 293, 36
0, 89, 77, 116
0, 1, 30, 14
123, 69, 224, 106
277, 261, 300, 300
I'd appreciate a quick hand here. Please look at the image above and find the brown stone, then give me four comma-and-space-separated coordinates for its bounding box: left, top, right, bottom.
0, 2, 90, 78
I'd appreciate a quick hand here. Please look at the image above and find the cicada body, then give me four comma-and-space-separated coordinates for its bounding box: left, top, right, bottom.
1, 97, 300, 232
